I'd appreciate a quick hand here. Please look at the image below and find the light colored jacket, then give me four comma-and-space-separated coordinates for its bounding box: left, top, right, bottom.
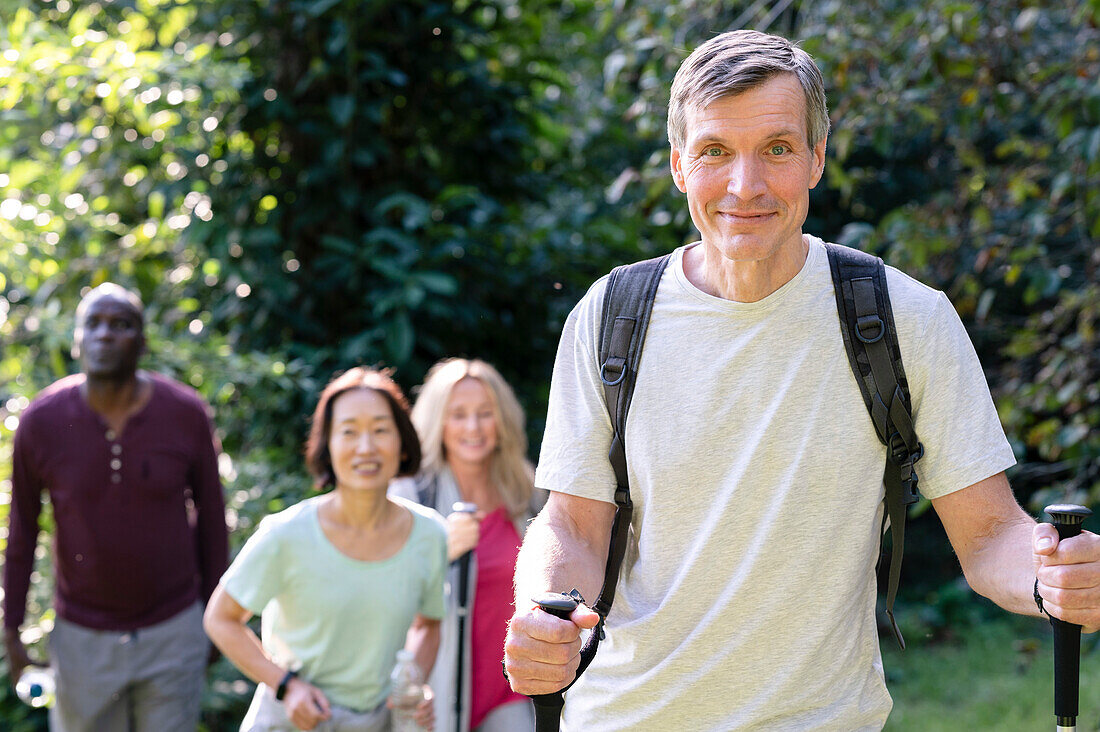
390, 469, 545, 732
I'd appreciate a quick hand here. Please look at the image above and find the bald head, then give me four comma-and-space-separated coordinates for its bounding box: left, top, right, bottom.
73, 283, 146, 378
75, 283, 144, 329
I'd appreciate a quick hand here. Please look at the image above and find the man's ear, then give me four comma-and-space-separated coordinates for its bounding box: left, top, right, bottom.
809, 138, 827, 189
670, 146, 687, 193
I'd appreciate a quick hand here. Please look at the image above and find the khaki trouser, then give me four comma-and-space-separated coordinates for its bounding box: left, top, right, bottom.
48, 601, 208, 732
241, 685, 390, 732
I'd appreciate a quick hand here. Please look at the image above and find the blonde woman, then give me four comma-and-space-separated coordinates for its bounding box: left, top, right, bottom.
391, 359, 545, 732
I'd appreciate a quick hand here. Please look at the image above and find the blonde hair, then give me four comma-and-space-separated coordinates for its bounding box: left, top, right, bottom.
412, 358, 535, 519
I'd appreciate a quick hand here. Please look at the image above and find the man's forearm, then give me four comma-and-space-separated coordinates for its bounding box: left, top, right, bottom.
513, 495, 613, 611
933, 474, 1038, 616
962, 512, 1038, 616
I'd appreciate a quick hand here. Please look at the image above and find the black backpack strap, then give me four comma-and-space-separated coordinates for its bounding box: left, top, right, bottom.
594, 253, 670, 619
530, 254, 670, 727
826, 242, 924, 649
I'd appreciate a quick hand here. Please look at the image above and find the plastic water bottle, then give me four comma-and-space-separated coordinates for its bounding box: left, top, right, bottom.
388, 649, 425, 732
15, 665, 56, 708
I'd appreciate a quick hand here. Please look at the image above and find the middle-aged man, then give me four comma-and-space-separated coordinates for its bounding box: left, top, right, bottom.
502, 30, 1100, 730
3, 283, 229, 731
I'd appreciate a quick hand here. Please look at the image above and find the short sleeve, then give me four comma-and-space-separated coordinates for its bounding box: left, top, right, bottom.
418, 518, 447, 620
220, 517, 283, 616
905, 291, 1016, 499
533, 278, 619, 504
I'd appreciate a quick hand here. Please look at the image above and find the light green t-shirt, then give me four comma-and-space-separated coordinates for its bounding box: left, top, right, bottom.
222, 494, 447, 711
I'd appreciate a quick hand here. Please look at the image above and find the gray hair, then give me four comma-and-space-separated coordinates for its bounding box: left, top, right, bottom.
667, 30, 829, 150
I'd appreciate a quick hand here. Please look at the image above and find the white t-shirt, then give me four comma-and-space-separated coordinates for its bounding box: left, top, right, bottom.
222, 494, 447, 711
535, 236, 1016, 731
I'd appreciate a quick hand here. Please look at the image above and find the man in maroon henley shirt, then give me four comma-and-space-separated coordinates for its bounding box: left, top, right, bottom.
3, 283, 229, 731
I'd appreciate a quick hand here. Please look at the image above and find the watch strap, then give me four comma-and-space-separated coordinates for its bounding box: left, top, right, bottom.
275, 669, 297, 701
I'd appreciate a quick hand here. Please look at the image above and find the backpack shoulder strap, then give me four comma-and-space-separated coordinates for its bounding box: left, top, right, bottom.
550, 253, 671, 697
414, 472, 439, 511
592, 252, 670, 615
598, 253, 672, 517
825, 242, 924, 649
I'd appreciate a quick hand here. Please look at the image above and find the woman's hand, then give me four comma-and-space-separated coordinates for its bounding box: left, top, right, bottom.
446, 510, 482, 561
283, 676, 332, 730
415, 684, 436, 730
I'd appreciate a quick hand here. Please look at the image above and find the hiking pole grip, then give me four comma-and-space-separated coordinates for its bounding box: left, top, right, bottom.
1045, 504, 1091, 732
529, 591, 582, 732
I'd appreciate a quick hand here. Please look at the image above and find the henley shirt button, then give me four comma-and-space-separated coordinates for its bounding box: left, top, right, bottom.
75, 554, 83, 562
110, 458, 122, 470
110, 473, 122, 484
111, 444, 122, 455
105, 430, 117, 441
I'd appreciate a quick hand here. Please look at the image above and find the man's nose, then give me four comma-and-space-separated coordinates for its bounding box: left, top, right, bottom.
726, 155, 767, 199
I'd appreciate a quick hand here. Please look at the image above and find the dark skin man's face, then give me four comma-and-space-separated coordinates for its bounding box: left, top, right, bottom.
74, 295, 144, 380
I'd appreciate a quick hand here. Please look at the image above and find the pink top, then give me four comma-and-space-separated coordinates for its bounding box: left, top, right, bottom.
469, 506, 527, 727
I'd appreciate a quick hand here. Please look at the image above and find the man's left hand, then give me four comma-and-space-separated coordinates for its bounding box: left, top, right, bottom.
1034, 523, 1100, 633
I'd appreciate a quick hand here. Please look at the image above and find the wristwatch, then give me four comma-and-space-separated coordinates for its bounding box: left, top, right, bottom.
275, 669, 298, 701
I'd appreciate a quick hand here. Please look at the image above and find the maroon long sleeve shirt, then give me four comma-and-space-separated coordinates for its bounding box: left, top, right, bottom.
3, 372, 229, 631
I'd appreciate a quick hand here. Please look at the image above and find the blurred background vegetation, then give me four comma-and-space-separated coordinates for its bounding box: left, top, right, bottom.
0, 0, 1097, 728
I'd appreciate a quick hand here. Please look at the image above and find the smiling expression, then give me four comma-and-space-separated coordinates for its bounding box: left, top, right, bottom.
442, 377, 499, 469
327, 388, 403, 494
670, 73, 826, 266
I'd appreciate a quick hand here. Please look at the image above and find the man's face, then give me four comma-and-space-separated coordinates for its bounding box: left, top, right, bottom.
74, 295, 144, 379
670, 73, 826, 266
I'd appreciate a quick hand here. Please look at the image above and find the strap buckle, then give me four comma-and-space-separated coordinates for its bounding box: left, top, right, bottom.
887, 434, 923, 504
600, 357, 627, 386
856, 314, 884, 343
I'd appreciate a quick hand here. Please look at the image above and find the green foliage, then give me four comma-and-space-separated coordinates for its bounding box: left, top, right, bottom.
2, 0, 1099, 726
884, 610, 1100, 730
798, 1, 1100, 508
185, 0, 594, 408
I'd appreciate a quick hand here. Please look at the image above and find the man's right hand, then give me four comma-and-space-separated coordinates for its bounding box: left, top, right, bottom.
502, 602, 601, 696
3, 628, 35, 686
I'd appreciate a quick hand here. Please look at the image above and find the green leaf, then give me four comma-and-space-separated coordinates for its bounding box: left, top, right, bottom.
329, 95, 353, 128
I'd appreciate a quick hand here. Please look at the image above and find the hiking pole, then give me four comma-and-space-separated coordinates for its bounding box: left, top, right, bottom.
529, 590, 585, 732
1044, 504, 1092, 732
452, 501, 479, 732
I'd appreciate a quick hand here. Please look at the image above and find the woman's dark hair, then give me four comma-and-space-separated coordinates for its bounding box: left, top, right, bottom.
305, 367, 421, 489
